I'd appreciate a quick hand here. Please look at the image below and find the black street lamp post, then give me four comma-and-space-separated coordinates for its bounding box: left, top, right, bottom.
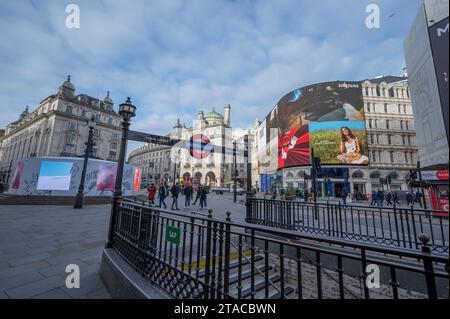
106, 97, 136, 248
73, 116, 96, 209
233, 140, 237, 203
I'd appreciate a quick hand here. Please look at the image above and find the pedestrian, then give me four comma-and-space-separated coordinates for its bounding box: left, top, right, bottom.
171, 183, 180, 210
200, 186, 208, 209
406, 192, 413, 206
376, 189, 384, 206
147, 183, 157, 205
385, 192, 393, 206
370, 190, 377, 205
415, 190, 423, 208
184, 183, 193, 208
393, 191, 400, 205
193, 186, 202, 205
341, 189, 348, 205
158, 182, 167, 208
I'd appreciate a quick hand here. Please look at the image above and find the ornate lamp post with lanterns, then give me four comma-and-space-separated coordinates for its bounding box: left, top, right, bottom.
106, 97, 136, 248
73, 116, 97, 209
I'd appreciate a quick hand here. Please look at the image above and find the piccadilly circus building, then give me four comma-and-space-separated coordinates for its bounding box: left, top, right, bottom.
254, 75, 419, 200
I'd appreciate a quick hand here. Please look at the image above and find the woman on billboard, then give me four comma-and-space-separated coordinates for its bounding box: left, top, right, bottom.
337, 127, 369, 164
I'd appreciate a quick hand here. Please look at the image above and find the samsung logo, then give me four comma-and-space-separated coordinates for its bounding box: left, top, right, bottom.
437, 23, 449, 37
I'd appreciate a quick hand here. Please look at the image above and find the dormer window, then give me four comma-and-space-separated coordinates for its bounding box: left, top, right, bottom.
66, 105, 73, 114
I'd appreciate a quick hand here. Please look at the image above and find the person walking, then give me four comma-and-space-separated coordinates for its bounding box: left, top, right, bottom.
370, 190, 377, 206
193, 186, 202, 205
406, 192, 413, 206
147, 183, 157, 205
385, 191, 393, 206
376, 189, 384, 206
184, 183, 193, 208
341, 189, 348, 205
415, 190, 423, 208
200, 186, 208, 209
393, 191, 400, 206
171, 183, 180, 210
158, 182, 167, 208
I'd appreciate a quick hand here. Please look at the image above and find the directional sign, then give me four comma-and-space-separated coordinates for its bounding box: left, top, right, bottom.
165, 225, 181, 245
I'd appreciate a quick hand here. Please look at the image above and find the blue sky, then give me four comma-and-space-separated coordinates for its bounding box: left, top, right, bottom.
0, 0, 421, 153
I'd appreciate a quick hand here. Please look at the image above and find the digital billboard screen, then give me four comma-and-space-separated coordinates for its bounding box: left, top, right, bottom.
36, 161, 73, 190
259, 81, 368, 172
96, 163, 117, 191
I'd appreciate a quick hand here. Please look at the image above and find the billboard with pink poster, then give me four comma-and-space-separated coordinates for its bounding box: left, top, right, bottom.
96, 163, 118, 191
11, 160, 25, 189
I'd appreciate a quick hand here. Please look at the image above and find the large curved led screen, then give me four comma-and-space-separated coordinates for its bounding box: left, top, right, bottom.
259, 81, 368, 174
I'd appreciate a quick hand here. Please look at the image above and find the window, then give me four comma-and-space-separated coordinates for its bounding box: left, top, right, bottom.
384, 103, 388, 113
390, 151, 394, 163
66, 105, 73, 113
108, 118, 112, 125
386, 120, 389, 129
372, 151, 376, 162
365, 87, 369, 96
408, 135, 411, 145
374, 119, 378, 128
403, 104, 407, 113
366, 103, 370, 112
400, 120, 404, 130
402, 135, 406, 145
387, 135, 392, 144
378, 151, 382, 162
410, 152, 414, 163
405, 152, 408, 163
111, 142, 117, 150
398, 104, 401, 113
82, 110, 87, 117
95, 114, 100, 122
370, 134, 374, 144
405, 121, 409, 130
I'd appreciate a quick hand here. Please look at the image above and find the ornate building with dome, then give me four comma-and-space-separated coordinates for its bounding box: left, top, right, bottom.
128, 104, 253, 188
0, 76, 123, 182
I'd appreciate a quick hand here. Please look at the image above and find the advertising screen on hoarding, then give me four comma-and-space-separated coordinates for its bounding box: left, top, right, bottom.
36, 161, 73, 190
96, 163, 117, 191
258, 81, 367, 173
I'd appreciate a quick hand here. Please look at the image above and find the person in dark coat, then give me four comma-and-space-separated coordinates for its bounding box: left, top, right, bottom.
170, 183, 180, 210
158, 182, 167, 208
200, 186, 208, 209
393, 191, 400, 205
406, 192, 414, 206
376, 189, 384, 206
184, 183, 193, 208
193, 186, 202, 205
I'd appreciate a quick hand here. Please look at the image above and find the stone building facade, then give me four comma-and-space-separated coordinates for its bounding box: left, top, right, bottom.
0, 76, 123, 181
277, 75, 419, 197
128, 105, 254, 188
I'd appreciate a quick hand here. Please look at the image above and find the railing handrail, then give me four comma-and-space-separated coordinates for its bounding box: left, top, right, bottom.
118, 198, 449, 263
250, 196, 449, 215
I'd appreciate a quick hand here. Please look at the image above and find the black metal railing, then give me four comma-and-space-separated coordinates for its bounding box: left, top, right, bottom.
109, 198, 449, 299
246, 197, 449, 254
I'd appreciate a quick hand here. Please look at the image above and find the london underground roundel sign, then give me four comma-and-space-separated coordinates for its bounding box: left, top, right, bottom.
190, 134, 213, 159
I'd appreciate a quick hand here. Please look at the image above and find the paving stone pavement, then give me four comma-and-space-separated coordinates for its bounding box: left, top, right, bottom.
0, 204, 112, 299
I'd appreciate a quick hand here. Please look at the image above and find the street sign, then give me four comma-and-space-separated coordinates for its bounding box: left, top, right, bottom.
165, 225, 181, 245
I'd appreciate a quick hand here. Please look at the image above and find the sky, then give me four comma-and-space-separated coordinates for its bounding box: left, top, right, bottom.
0, 0, 422, 154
